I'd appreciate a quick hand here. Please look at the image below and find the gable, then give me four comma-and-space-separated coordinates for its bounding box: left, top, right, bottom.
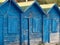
0, 0, 23, 16
24, 2, 46, 17
0, 1, 9, 15
48, 4, 60, 18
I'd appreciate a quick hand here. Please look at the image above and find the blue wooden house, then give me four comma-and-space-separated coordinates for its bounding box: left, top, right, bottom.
47, 4, 60, 43
0, 0, 23, 45
21, 2, 50, 44
47, 4, 60, 33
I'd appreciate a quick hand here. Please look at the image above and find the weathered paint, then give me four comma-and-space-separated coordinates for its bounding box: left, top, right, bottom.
0, 0, 60, 45
0, 13, 3, 45
21, 2, 49, 45
47, 4, 60, 33
0, 0, 23, 45
47, 4, 60, 43
43, 17, 50, 43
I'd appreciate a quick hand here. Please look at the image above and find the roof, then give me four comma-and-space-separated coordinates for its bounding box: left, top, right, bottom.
47, 4, 60, 15
24, 1, 47, 15
0, 0, 23, 13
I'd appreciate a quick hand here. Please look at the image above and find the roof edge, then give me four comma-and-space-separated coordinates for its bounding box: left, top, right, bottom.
24, 1, 47, 16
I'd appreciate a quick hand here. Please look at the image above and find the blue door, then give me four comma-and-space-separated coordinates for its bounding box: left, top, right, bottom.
43, 18, 50, 43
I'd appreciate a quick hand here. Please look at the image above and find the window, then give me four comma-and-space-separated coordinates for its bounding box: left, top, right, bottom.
51, 18, 59, 33
8, 16, 20, 34
32, 18, 42, 33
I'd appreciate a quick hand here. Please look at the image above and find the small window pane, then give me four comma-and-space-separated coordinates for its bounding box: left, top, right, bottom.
8, 16, 20, 34
51, 19, 58, 33
32, 18, 42, 33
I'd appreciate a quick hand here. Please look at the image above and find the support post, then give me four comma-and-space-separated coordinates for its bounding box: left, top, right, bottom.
27, 18, 30, 45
